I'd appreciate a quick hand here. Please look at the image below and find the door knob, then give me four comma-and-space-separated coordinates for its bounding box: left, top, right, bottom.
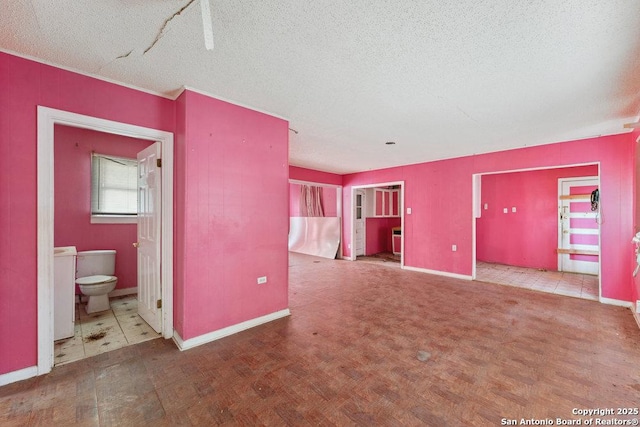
133, 242, 140, 248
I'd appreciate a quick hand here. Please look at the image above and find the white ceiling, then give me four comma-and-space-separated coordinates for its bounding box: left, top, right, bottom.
3, 1, 640, 174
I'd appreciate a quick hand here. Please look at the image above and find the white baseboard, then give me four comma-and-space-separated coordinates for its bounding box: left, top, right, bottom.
173, 308, 291, 351
599, 297, 633, 308
0, 366, 38, 387
403, 265, 472, 281
109, 287, 137, 298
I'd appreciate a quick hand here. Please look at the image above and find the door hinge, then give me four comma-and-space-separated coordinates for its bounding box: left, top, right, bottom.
156, 299, 162, 309
156, 158, 162, 168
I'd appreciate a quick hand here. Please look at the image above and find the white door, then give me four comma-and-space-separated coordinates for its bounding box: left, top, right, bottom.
137, 142, 162, 332
558, 177, 599, 275
355, 190, 365, 256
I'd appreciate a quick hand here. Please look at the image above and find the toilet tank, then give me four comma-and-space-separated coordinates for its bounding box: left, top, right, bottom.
76, 250, 116, 277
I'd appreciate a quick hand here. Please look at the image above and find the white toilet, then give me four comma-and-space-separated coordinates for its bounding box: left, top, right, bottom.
76, 250, 118, 314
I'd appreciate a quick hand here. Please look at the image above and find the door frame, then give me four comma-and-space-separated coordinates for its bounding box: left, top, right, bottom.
354, 189, 366, 257
350, 181, 405, 267
557, 176, 600, 275
471, 162, 601, 299
37, 106, 174, 375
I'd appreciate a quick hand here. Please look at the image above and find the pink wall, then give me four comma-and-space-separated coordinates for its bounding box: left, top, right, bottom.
174, 90, 289, 340
54, 125, 152, 290
289, 165, 343, 186
0, 52, 175, 376
366, 217, 401, 254
289, 183, 338, 217
342, 133, 636, 303
476, 165, 598, 270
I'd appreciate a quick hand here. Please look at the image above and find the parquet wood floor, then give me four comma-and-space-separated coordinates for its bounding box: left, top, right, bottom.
2, 253, 639, 426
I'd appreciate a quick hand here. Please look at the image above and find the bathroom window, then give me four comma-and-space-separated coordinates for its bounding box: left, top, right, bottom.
90, 154, 138, 224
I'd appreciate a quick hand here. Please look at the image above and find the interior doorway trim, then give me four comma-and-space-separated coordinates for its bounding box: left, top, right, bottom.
471, 162, 601, 299
37, 106, 174, 375
350, 181, 405, 267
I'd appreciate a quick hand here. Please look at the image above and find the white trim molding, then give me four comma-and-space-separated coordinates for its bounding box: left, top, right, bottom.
403, 265, 473, 281
599, 297, 633, 308
90, 215, 138, 224
173, 309, 291, 351
0, 366, 38, 387
37, 106, 174, 378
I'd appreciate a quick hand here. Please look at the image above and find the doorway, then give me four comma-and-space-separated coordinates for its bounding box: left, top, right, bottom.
52, 126, 160, 365
558, 177, 600, 275
350, 181, 405, 267
37, 107, 174, 376
472, 164, 601, 301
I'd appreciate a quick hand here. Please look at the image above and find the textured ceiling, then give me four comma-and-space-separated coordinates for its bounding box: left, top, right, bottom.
2, 1, 640, 173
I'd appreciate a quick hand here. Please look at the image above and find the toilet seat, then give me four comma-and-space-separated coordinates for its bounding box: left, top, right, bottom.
76, 275, 117, 285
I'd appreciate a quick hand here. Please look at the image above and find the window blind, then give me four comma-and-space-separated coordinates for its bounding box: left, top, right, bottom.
91, 154, 138, 216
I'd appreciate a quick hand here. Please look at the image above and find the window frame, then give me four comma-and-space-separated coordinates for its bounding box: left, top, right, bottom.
90, 153, 138, 224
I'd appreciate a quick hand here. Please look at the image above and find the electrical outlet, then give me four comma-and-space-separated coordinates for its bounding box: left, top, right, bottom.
257, 276, 267, 284
512, 207, 517, 213
483, 203, 488, 210
452, 244, 457, 252
407, 207, 412, 214
503, 208, 508, 214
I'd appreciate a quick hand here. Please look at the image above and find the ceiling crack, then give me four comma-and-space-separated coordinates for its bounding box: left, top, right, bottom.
116, 50, 134, 60
95, 49, 134, 74
456, 105, 478, 124
143, 0, 199, 55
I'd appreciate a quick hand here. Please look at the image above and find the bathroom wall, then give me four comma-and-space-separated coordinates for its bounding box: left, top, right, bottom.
476, 165, 598, 270
54, 125, 153, 290
342, 132, 635, 302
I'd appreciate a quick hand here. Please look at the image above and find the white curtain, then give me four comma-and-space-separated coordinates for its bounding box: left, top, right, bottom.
300, 185, 324, 217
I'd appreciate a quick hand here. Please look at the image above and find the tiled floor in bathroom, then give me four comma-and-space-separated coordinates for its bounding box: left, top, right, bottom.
54, 295, 160, 366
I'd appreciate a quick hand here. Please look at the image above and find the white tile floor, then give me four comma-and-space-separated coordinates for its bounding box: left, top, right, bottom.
476, 262, 599, 301
54, 295, 160, 366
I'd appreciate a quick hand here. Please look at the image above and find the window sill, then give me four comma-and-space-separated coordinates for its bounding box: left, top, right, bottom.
91, 215, 137, 224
